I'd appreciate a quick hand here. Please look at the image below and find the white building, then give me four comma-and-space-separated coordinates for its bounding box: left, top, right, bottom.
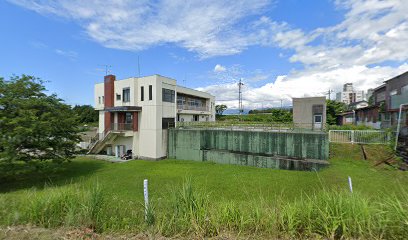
89, 74, 215, 159
336, 83, 365, 105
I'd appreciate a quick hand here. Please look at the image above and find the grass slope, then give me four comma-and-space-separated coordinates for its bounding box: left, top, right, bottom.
0, 144, 407, 238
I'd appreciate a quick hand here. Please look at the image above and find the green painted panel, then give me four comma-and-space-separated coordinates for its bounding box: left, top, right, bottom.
168, 129, 329, 171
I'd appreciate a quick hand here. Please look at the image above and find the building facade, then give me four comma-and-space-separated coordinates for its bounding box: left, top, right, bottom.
292, 97, 326, 130
337, 71, 408, 130
336, 83, 365, 105
89, 74, 215, 159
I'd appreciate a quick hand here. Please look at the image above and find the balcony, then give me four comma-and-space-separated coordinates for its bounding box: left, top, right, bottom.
177, 104, 209, 112
111, 123, 134, 131
390, 92, 408, 109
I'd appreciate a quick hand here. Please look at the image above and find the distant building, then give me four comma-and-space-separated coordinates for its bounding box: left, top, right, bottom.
337, 71, 408, 129
336, 83, 365, 105
366, 88, 374, 102
293, 97, 326, 130
348, 100, 369, 110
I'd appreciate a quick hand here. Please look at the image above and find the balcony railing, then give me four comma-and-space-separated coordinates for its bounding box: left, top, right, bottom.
177, 104, 209, 111
390, 92, 408, 109
111, 123, 133, 131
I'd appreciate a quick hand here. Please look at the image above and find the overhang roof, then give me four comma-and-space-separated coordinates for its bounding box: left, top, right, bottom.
104, 106, 142, 112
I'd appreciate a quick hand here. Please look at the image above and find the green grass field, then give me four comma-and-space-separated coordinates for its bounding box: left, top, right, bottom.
1, 144, 407, 238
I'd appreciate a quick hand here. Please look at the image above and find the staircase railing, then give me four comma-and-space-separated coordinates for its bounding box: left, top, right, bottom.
88, 123, 134, 152
88, 127, 111, 151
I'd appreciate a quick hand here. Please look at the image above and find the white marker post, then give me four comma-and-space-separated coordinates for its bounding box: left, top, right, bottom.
348, 176, 353, 193
143, 179, 149, 220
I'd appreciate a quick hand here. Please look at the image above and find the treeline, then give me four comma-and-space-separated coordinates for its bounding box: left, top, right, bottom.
217, 108, 293, 123
72, 105, 98, 124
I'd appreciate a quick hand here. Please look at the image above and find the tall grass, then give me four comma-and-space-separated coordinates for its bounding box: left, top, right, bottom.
1, 180, 407, 239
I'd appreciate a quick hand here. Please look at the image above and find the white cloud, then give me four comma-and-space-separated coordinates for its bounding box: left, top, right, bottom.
10, 0, 408, 109
9, 0, 278, 58
214, 64, 226, 72
199, 64, 408, 109
55, 49, 78, 60
197, 0, 408, 109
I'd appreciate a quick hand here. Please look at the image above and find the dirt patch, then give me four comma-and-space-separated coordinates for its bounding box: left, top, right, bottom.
0, 226, 157, 240
0, 226, 265, 240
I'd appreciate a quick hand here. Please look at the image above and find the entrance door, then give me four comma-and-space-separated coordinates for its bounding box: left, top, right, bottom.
115, 145, 126, 157
313, 115, 322, 130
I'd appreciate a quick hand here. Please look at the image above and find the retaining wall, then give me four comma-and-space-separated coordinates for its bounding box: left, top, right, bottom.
168, 129, 329, 171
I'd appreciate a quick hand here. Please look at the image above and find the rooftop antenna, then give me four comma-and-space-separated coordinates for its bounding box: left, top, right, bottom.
238, 78, 244, 116
98, 64, 112, 76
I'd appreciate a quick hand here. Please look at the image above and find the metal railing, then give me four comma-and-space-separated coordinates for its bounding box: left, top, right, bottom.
177, 104, 209, 111
111, 123, 133, 131
88, 123, 133, 151
328, 130, 391, 144
175, 121, 326, 132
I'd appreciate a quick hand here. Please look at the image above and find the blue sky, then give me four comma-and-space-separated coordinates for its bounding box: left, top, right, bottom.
1, 0, 407, 109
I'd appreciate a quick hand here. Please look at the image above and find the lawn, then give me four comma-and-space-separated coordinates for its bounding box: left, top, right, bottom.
0, 143, 407, 238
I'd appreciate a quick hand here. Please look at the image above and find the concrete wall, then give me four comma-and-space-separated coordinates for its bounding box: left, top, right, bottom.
168, 129, 329, 171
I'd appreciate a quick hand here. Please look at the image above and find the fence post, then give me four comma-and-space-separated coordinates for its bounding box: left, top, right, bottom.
351, 130, 355, 144
143, 179, 149, 221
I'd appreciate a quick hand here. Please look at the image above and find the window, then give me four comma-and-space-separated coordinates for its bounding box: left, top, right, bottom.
401, 85, 408, 94
390, 89, 397, 96
116, 94, 121, 101
122, 88, 130, 102
162, 88, 175, 103
98, 97, 101, 104
141, 86, 144, 101
125, 112, 133, 124
149, 85, 153, 100
177, 95, 185, 107
193, 115, 199, 121
102, 96, 105, 104
162, 118, 175, 129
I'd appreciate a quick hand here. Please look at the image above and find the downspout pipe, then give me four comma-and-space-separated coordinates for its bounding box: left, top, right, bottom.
394, 103, 408, 151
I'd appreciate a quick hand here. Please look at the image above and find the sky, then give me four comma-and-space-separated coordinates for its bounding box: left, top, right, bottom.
1, 0, 407, 110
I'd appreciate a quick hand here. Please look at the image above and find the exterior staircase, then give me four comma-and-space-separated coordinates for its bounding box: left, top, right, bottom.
88, 130, 119, 154
87, 123, 133, 154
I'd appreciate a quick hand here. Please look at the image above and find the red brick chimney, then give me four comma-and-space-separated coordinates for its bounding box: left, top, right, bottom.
104, 75, 115, 107
104, 75, 115, 131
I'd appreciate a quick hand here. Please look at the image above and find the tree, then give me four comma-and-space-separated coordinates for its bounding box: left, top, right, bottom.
215, 104, 228, 115
0, 75, 81, 166
326, 100, 347, 125
72, 105, 98, 123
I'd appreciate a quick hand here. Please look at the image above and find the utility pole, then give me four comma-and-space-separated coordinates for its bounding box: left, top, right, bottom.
326, 89, 334, 100
238, 78, 244, 115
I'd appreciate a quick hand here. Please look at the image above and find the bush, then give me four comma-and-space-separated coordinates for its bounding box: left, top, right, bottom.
328, 124, 374, 130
